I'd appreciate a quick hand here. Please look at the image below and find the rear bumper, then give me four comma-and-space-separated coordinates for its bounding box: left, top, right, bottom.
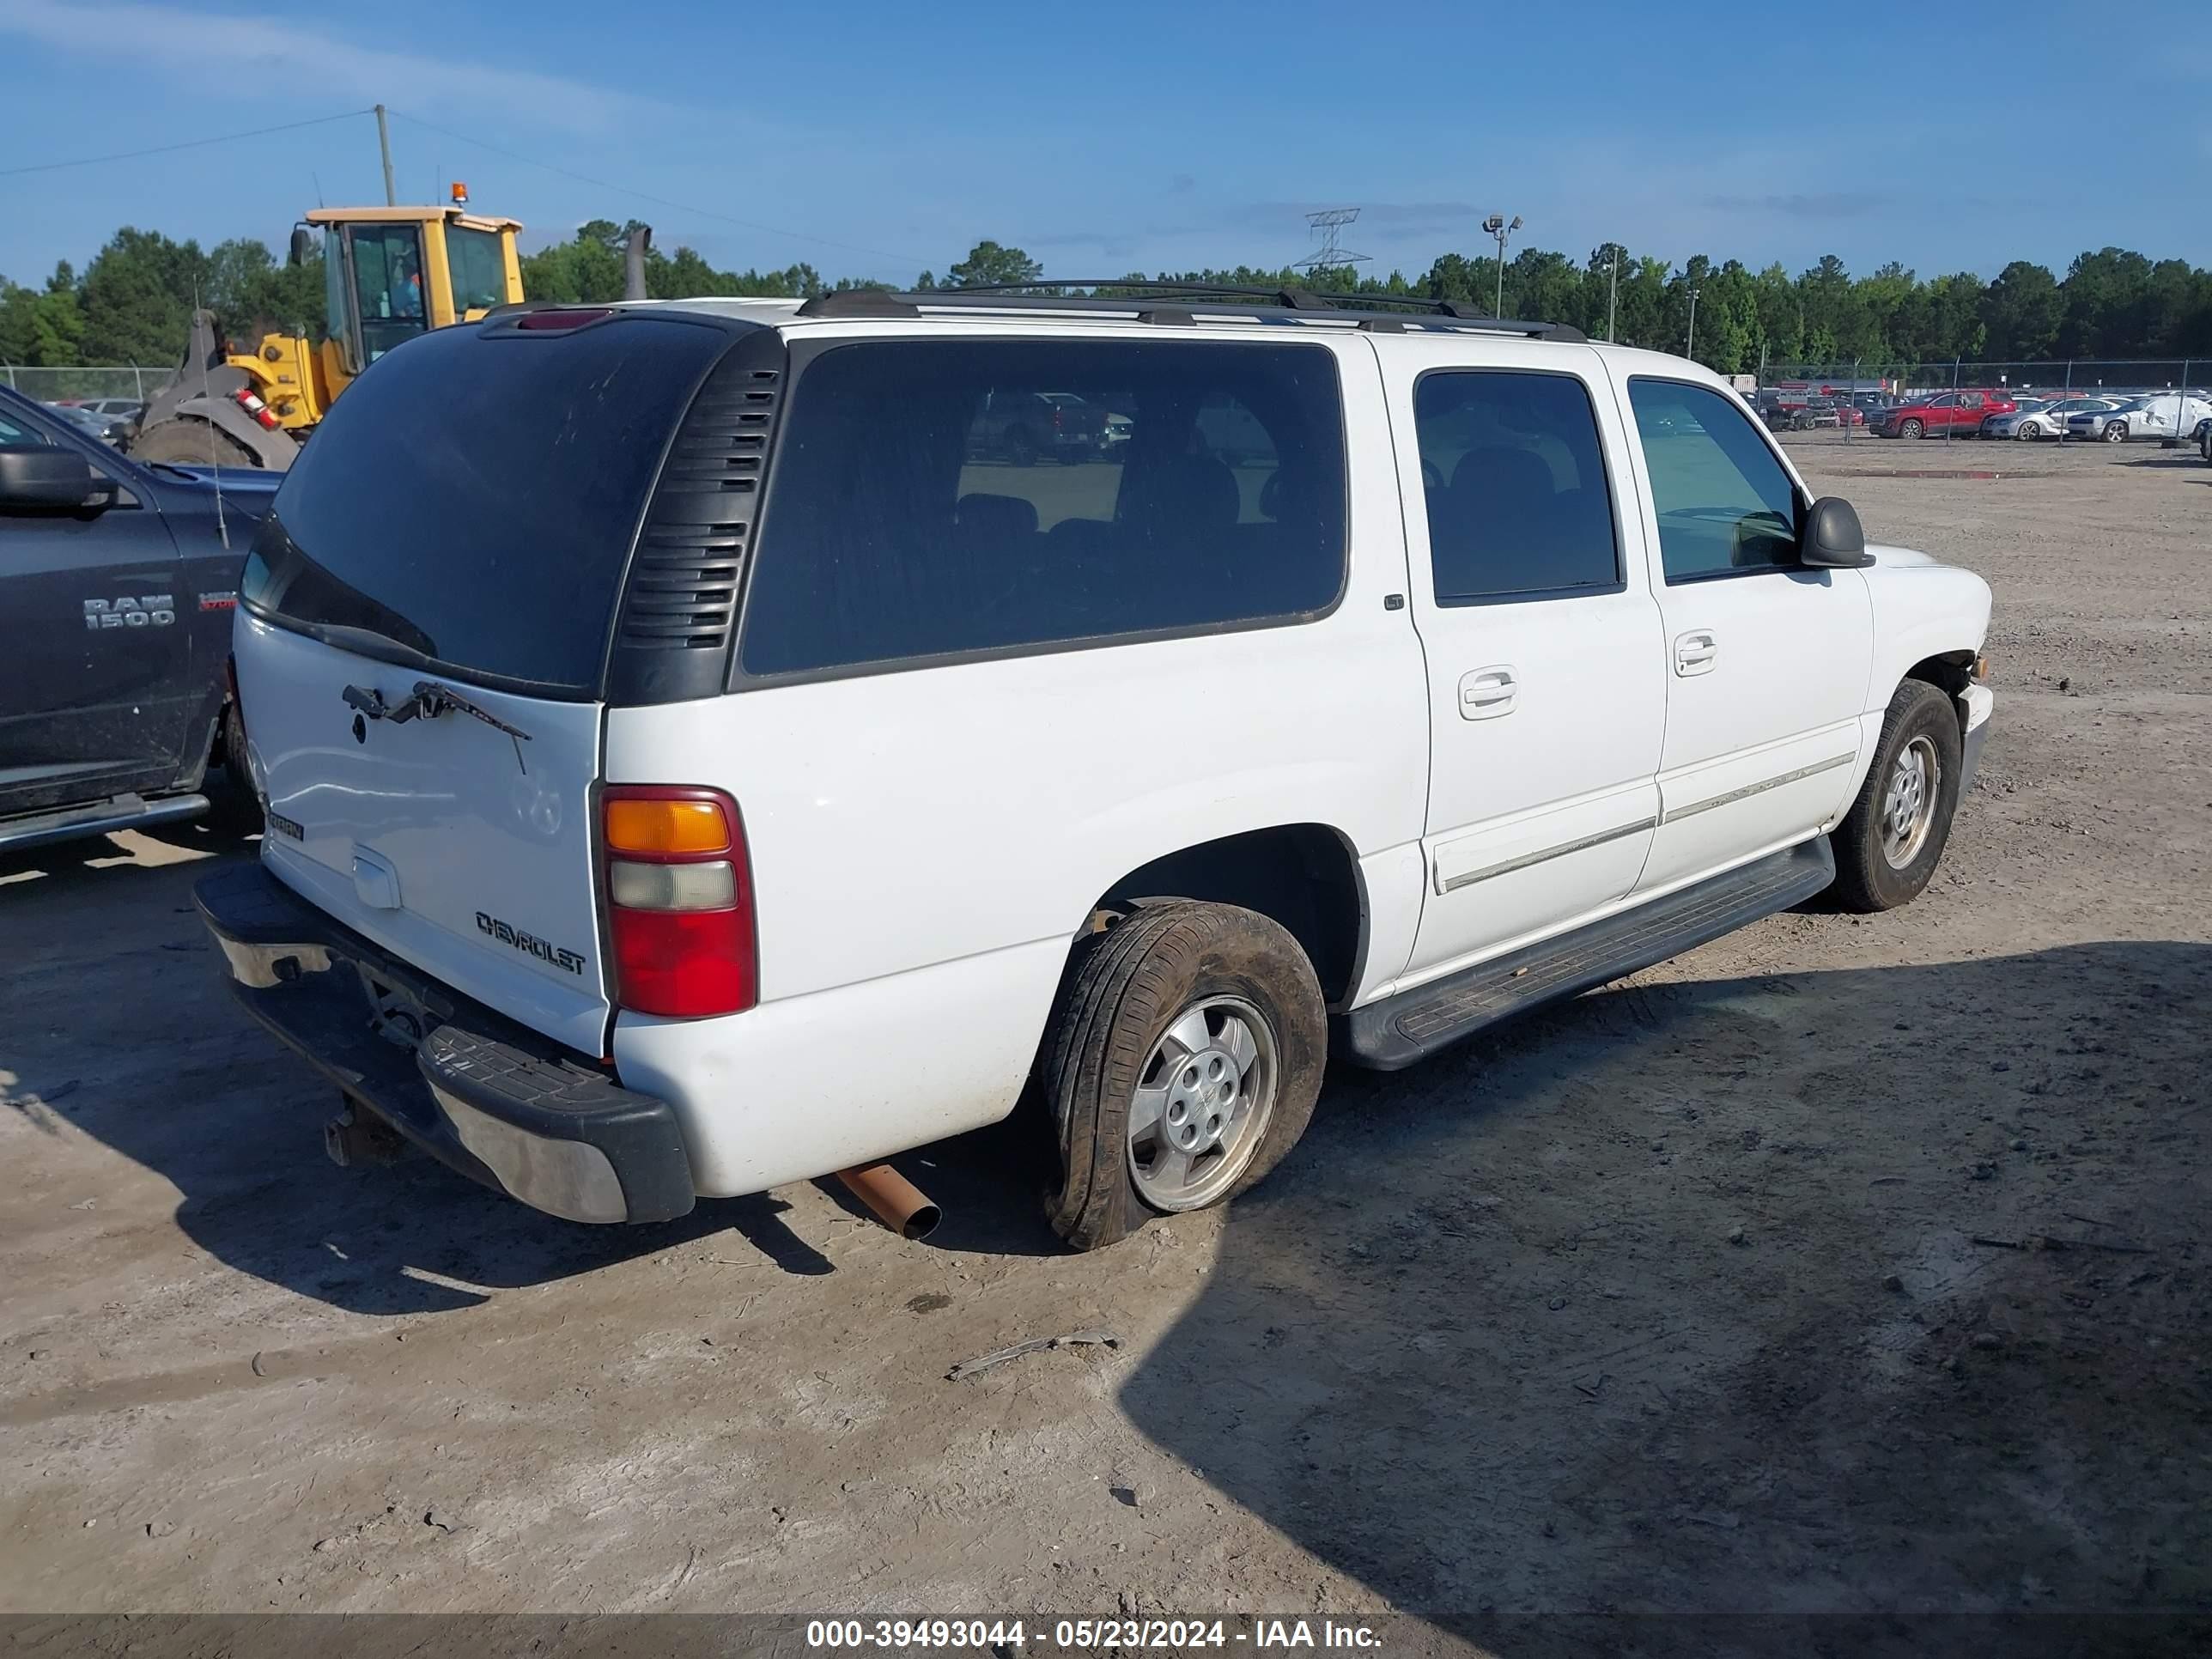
195, 861, 695, 1224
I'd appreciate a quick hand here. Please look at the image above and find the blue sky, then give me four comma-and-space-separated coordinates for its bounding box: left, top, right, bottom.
3, 0, 2206, 291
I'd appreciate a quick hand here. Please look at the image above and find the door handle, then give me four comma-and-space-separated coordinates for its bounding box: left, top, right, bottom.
1674, 630, 1717, 677
1458, 665, 1518, 720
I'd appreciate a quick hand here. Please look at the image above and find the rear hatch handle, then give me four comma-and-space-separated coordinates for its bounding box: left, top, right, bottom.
343, 680, 534, 772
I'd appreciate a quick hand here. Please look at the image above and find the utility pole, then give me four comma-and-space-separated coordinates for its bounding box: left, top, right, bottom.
1607, 247, 1620, 343
374, 104, 397, 207
1483, 213, 1521, 318
1686, 286, 1702, 361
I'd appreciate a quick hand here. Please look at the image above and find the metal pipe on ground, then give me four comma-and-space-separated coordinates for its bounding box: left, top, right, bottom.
836, 1163, 940, 1240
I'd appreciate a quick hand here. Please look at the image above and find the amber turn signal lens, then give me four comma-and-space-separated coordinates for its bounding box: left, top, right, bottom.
605, 797, 729, 856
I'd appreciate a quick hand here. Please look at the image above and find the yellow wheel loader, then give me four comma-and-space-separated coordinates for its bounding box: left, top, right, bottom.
131, 193, 526, 471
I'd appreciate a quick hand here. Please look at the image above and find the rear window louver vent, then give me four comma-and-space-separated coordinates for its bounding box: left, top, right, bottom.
608, 331, 787, 703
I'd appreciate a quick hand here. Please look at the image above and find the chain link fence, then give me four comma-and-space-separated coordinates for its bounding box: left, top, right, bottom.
1753, 358, 2206, 445
1, 365, 175, 405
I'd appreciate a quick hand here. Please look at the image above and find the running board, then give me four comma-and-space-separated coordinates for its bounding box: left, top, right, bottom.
0, 792, 210, 854
1339, 838, 1836, 1071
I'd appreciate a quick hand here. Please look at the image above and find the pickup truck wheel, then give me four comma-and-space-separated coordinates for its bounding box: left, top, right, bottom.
1898, 417, 1923, 440
207, 701, 263, 831
1831, 680, 1961, 913
1043, 900, 1324, 1249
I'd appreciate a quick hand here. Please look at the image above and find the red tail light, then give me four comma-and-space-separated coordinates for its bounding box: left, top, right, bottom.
601, 786, 756, 1018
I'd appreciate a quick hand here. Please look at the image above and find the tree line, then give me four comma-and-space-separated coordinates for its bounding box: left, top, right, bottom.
7, 216, 2211, 375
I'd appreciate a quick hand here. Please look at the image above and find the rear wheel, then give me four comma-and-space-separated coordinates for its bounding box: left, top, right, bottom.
1042, 901, 1324, 1250
1831, 680, 1962, 913
131, 417, 259, 469
1006, 427, 1038, 466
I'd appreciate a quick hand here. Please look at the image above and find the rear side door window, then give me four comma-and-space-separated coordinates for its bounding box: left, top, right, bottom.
1413, 370, 1620, 602
1626, 379, 1801, 582
740, 338, 1346, 678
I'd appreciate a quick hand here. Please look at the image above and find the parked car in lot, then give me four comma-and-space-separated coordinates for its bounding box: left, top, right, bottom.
198, 289, 1994, 1247
70, 397, 149, 424
48, 402, 131, 444
1875, 390, 2015, 438
1984, 396, 2116, 440
0, 383, 276, 852
968, 388, 1109, 464
2065, 393, 2212, 443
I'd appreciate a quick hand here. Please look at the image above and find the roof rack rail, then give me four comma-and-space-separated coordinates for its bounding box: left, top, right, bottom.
787, 280, 1584, 341
794, 289, 919, 319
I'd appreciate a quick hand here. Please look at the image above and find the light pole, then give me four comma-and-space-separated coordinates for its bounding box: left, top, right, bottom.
1607, 246, 1620, 343
1686, 285, 1702, 361
1482, 213, 1521, 318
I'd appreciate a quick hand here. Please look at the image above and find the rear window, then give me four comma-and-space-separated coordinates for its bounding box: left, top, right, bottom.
739, 338, 1346, 678
243, 316, 731, 694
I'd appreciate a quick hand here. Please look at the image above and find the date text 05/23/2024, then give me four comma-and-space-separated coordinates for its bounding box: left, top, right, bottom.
804, 1620, 1385, 1650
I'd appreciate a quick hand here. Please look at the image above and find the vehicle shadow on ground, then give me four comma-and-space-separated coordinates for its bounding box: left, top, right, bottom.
2, 847, 832, 1315
1119, 941, 2212, 1655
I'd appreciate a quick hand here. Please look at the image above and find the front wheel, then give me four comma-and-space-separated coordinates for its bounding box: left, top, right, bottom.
1831, 680, 1963, 913
1899, 417, 1923, 440
2103, 420, 2128, 444
2015, 422, 2039, 441
1042, 901, 1324, 1250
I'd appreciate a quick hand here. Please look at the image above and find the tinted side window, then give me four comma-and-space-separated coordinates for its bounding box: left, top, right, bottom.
1627, 379, 1800, 582
1413, 370, 1619, 603
246, 316, 729, 693
741, 339, 1346, 676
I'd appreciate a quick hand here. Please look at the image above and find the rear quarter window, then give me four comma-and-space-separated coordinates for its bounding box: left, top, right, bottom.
738, 337, 1347, 678
243, 315, 734, 694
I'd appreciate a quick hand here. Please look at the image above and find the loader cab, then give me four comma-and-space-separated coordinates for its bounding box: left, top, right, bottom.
304, 204, 525, 387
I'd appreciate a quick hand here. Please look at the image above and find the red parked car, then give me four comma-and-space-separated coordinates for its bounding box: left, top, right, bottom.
1875, 390, 2015, 439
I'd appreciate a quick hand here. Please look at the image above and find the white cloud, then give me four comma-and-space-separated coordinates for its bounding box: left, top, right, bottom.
0, 0, 629, 128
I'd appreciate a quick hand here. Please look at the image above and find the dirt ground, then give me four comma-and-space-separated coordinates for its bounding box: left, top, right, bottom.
3, 434, 2209, 1656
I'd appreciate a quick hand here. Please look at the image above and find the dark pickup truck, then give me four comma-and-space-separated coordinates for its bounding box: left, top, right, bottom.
0, 383, 278, 852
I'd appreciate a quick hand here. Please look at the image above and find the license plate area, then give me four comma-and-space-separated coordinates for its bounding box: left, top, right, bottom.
353, 959, 455, 1054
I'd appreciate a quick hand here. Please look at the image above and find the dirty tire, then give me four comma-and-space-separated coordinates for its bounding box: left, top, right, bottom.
1831, 679, 1963, 913
1043, 901, 1324, 1251
207, 701, 262, 831
131, 418, 258, 469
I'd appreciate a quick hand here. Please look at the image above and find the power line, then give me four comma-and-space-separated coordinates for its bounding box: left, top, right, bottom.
386, 109, 927, 270
0, 110, 376, 179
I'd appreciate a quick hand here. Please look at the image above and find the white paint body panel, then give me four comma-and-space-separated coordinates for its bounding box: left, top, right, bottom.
604, 330, 1429, 1192
1370, 333, 1666, 985
237, 613, 611, 1056
228, 319, 2000, 1205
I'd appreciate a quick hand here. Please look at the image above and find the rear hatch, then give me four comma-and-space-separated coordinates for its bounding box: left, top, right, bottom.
234, 308, 749, 1055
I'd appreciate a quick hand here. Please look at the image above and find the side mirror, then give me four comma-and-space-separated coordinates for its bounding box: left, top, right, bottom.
1799, 495, 1872, 568
289, 224, 317, 267
0, 444, 108, 512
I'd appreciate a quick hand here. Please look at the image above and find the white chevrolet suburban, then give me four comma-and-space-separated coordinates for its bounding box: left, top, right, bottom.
197, 284, 1994, 1249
